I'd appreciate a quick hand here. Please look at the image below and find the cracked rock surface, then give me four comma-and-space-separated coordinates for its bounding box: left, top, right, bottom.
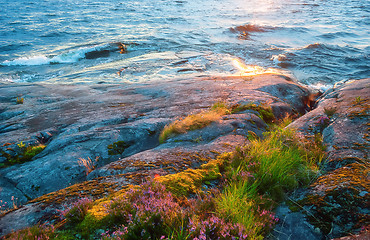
0, 74, 312, 236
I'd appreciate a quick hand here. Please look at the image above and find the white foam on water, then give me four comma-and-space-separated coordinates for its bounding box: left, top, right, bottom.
2, 55, 51, 66
271, 54, 287, 64
310, 82, 333, 92
1, 44, 112, 66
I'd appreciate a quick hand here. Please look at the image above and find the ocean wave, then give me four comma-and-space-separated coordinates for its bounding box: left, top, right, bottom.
310, 82, 333, 92
0, 43, 31, 52
1, 43, 127, 66
270, 53, 297, 68
271, 54, 288, 63
0, 73, 36, 83
300, 43, 360, 56
319, 31, 358, 39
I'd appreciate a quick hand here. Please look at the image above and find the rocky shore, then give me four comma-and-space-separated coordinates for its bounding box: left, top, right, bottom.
271, 78, 369, 239
0, 75, 368, 239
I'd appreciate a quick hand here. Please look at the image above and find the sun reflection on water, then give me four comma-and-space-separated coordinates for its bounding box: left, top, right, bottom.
232, 58, 281, 76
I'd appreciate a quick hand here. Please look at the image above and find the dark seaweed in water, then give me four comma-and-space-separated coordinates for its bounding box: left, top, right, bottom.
229, 24, 275, 33
230, 24, 275, 40
85, 50, 110, 59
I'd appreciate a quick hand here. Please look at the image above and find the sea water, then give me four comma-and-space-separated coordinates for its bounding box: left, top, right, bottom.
0, 0, 369, 89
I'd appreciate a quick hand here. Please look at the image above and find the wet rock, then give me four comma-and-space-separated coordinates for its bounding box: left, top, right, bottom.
84, 49, 110, 59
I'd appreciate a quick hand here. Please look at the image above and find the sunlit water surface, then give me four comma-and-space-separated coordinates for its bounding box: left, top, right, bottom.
0, 0, 369, 89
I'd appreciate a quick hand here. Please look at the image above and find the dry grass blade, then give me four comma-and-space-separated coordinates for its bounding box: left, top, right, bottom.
78, 156, 99, 175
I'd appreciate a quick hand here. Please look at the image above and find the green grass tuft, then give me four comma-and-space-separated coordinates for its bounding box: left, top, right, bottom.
16, 97, 24, 104
159, 102, 230, 143
216, 121, 325, 238
324, 107, 337, 118
159, 101, 276, 144
231, 102, 275, 123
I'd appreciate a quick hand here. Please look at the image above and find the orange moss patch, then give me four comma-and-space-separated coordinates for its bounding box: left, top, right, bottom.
311, 163, 369, 195
30, 176, 123, 205
107, 151, 215, 175
351, 142, 370, 151
303, 162, 370, 235
87, 185, 136, 220
327, 157, 368, 168
347, 98, 369, 120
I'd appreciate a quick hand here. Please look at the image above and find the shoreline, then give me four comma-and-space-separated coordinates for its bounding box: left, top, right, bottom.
0, 75, 369, 239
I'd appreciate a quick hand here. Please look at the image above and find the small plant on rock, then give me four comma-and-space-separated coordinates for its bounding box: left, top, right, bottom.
17, 141, 25, 148
61, 197, 93, 225
16, 97, 24, 104
324, 107, 337, 118
78, 156, 99, 175
315, 115, 330, 132
23, 145, 46, 161
4, 223, 56, 239
108, 141, 129, 155
231, 102, 275, 123
159, 102, 230, 143
2, 143, 46, 166
354, 96, 362, 105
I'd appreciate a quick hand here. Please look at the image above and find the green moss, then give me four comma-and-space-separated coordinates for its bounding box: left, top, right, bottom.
107, 141, 129, 155
157, 157, 224, 196
75, 213, 104, 239
231, 102, 275, 123
30, 177, 123, 205
210, 101, 231, 113
1, 144, 46, 167
23, 145, 45, 160
53, 231, 76, 240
